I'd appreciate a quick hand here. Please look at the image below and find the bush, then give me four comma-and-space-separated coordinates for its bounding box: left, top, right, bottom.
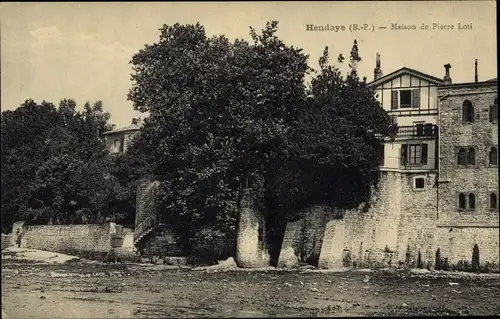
472, 244, 480, 273
453, 260, 473, 272
435, 248, 442, 270
417, 249, 424, 269
342, 250, 352, 267
441, 257, 450, 271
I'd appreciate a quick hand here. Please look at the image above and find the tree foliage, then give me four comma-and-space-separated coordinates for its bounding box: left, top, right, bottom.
1, 99, 133, 231
128, 22, 396, 253
128, 22, 310, 251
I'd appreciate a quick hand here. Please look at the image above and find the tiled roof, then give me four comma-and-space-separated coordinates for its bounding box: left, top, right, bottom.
103, 123, 141, 135
368, 67, 445, 88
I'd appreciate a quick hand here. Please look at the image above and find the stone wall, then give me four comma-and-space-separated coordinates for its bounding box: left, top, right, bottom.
316, 170, 440, 269
435, 82, 498, 265
235, 189, 269, 268
19, 224, 117, 259
434, 226, 499, 265
1, 234, 12, 250
140, 226, 183, 257
278, 205, 342, 268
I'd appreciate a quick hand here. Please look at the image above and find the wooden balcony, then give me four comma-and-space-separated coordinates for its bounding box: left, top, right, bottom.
376, 124, 438, 139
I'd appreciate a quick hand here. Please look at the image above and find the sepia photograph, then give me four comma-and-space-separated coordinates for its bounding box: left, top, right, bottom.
0, 1, 498, 318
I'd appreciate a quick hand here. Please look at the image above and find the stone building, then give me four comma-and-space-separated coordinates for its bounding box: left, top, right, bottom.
435, 64, 498, 265
103, 118, 142, 154
280, 55, 499, 270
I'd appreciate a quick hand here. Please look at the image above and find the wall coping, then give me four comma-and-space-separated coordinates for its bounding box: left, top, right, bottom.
436, 223, 499, 228
379, 168, 438, 174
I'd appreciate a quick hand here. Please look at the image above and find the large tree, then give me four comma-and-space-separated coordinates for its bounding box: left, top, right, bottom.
1, 99, 132, 231
265, 42, 397, 221
127, 22, 396, 261
128, 21, 309, 253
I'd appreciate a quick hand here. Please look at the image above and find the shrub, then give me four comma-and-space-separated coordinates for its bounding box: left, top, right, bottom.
405, 244, 411, 265
435, 248, 442, 270
453, 260, 472, 272
471, 244, 480, 273
417, 249, 424, 269
442, 257, 450, 271
342, 250, 352, 267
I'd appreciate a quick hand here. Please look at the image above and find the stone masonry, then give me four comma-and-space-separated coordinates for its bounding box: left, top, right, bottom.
436, 82, 499, 264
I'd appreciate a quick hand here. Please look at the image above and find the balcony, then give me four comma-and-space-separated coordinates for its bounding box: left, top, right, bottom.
398, 124, 438, 138
376, 124, 438, 139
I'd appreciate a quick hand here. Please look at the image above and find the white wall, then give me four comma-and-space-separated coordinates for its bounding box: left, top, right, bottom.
381, 139, 437, 171
374, 75, 439, 113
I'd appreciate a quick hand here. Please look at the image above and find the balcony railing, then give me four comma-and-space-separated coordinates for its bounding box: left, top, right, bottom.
376, 124, 438, 139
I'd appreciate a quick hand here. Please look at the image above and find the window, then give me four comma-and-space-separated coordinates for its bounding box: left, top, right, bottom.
400, 90, 412, 108
468, 193, 476, 210
490, 98, 498, 123
458, 193, 466, 210
391, 89, 420, 109
462, 100, 474, 122
490, 193, 498, 210
401, 143, 429, 166
467, 147, 476, 166
458, 193, 476, 211
408, 144, 421, 164
457, 147, 477, 167
414, 177, 425, 189
458, 148, 467, 165
489, 147, 498, 166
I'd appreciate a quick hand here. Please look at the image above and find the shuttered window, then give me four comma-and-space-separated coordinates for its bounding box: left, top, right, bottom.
421, 144, 428, 165
402, 143, 429, 166
401, 144, 408, 166
412, 89, 420, 108
391, 91, 398, 110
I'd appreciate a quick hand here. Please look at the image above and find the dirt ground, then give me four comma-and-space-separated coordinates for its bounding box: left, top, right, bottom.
2, 259, 500, 318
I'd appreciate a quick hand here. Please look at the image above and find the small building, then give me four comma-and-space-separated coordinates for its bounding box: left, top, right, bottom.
104, 118, 142, 154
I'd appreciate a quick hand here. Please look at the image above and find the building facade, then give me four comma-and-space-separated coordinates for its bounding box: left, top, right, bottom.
304, 56, 498, 269
103, 118, 142, 154
436, 76, 498, 264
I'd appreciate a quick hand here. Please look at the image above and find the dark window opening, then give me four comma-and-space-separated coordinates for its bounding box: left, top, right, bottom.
400, 90, 412, 108
468, 193, 476, 210
490, 193, 498, 210
414, 178, 425, 189
462, 100, 474, 122
458, 147, 467, 165
490, 147, 498, 166
490, 98, 498, 123
458, 193, 466, 210
467, 147, 476, 166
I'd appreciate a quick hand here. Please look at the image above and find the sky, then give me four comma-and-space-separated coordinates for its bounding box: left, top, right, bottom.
1, 1, 497, 127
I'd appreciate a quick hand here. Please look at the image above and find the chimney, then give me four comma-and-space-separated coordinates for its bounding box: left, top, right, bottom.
474, 59, 478, 83
374, 53, 383, 80
443, 63, 452, 84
